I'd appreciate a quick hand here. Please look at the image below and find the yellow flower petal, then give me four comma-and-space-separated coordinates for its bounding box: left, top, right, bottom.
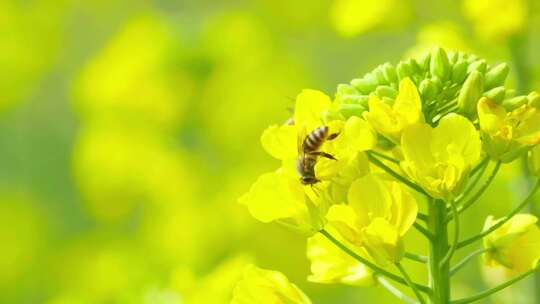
483, 214, 540, 274
239, 170, 305, 223
326, 205, 361, 245
307, 232, 375, 286
231, 265, 312, 304
393, 77, 424, 124
294, 89, 332, 130
362, 218, 403, 266
260, 124, 298, 160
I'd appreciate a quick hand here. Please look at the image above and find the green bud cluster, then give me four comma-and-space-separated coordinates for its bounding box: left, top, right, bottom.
334, 47, 515, 123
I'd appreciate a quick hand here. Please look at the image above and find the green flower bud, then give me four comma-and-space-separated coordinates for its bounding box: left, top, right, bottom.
467, 59, 487, 74
458, 71, 484, 118
528, 91, 540, 108
338, 103, 366, 118
376, 85, 398, 99
396, 61, 413, 80
336, 84, 359, 95
448, 51, 458, 64
419, 79, 438, 101
321, 109, 343, 122
417, 52, 431, 71
484, 63, 509, 90
502, 95, 528, 110
466, 54, 479, 63
382, 63, 398, 84
338, 94, 361, 104
451, 60, 468, 84
484, 87, 506, 103
351, 74, 378, 94
407, 58, 422, 75
505, 89, 516, 99
430, 48, 450, 80
373, 66, 388, 84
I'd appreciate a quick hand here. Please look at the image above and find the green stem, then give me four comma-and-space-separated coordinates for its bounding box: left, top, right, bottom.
448, 161, 500, 222
319, 229, 431, 294
396, 262, 427, 304
440, 201, 459, 267
469, 157, 490, 177
369, 150, 400, 164
428, 199, 450, 304
449, 248, 490, 277
451, 159, 489, 206
414, 221, 435, 240
404, 252, 428, 264
451, 266, 539, 304
367, 152, 428, 196
377, 275, 419, 304
457, 178, 540, 249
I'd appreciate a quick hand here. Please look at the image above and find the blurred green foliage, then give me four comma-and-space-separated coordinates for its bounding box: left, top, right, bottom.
0, 0, 539, 303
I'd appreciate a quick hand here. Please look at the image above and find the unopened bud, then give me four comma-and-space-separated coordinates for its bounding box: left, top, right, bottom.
376, 85, 398, 99
418, 77, 441, 101
417, 52, 431, 71
447, 51, 458, 64
484, 63, 509, 90
451, 60, 468, 83
528, 91, 540, 108
396, 62, 413, 80
382, 63, 398, 84
502, 96, 528, 110
407, 58, 422, 75
467, 59, 487, 74
351, 74, 378, 94
336, 84, 359, 95
373, 66, 387, 84
430, 48, 451, 80
339, 103, 367, 118
419, 79, 439, 101
484, 87, 506, 103
458, 71, 484, 118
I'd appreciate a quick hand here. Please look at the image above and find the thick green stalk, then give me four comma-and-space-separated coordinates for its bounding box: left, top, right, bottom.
428, 199, 450, 304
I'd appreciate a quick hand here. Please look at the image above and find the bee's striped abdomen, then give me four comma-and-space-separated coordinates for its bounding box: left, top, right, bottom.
303, 126, 328, 153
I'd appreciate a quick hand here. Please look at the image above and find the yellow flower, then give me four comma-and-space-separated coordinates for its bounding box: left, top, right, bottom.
463, 0, 527, 41
326, 174, 418, 266
231, 265, 312, 304
401, 113, 481, 200
363, 77, 423, 143
478, 97, 540, 162
240, 90, 376, 233
483, 214, 540, 274
307, 232, 375, 286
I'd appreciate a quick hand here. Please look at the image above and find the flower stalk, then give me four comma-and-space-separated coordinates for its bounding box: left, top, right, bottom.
428, 199, 451, 304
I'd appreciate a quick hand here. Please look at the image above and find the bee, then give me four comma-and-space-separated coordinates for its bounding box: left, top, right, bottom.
297, 126, 339, 185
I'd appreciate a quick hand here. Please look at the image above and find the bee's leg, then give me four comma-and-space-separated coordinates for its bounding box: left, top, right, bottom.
327, 132, 340, 140
310, 151, 337, 161
310, 184, 320, 197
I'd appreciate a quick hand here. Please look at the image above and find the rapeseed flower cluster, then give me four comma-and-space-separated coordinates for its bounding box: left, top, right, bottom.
236, 48, 540, 303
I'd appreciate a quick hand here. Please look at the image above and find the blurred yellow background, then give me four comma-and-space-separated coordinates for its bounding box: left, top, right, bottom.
1, 0, 539, 303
